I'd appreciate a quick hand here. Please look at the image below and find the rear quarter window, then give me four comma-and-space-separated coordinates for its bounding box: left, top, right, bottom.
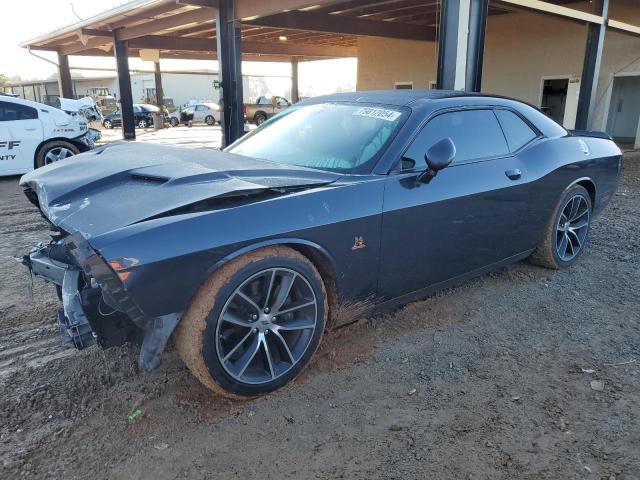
495, 109, 538, 152
0, 101, 38, 122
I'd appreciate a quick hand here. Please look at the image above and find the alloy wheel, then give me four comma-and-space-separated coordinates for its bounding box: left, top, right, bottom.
215, 268, 318, 385
44, 147, 74, 165
555, 194, 590, 262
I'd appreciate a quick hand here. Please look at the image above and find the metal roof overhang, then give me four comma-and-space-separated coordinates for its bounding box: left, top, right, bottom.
19, 0, 638, 64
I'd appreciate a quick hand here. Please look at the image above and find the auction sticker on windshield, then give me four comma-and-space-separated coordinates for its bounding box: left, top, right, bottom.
352, 107, 402, 122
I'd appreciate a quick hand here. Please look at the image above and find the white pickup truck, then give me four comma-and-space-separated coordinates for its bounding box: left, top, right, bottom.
0, 94, 101, 177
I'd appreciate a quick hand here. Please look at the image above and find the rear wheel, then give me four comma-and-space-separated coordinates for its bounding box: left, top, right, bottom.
205, 115, 215, 126
170, 117, 179, 127
254, 112, 267, 126
103, 119, 113, 129
35, 140, 80, 168
529, 184, 592, 269
175, 246, 327, 398
137, 118, 149, 129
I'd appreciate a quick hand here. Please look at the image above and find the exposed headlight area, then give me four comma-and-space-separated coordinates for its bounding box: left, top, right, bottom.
22, 231, 146, 351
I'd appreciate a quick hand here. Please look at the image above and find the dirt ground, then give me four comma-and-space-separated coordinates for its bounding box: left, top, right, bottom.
1, 152, 639, 480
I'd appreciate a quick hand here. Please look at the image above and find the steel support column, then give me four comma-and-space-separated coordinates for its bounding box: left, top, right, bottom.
465, 0, 489, 92
154, 61, 164, 114
57, 52, 74, 99
575, 0, 609, 131
113, 30, 136, 140
217, 0, 245, 146
437, 0, 470, 90
291, 57, 300, 103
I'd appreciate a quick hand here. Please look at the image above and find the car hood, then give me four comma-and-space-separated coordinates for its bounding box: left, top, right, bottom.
20, 142, 339, 238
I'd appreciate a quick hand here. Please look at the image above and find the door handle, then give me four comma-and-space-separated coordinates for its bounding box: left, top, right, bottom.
505, 169, 522, 180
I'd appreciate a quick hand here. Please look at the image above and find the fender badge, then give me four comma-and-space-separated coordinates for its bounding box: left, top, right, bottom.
352, 236, 366, 250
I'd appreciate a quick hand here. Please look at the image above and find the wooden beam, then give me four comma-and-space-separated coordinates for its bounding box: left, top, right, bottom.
317, 0, 408, 14
119, 8, 215, 40
127, 34, 357, 56
60, 36, 114, 55
238, 0, 341, 20
494, 0, 604, 24
243, 40, 356, 57
608, 19, 640, 37
176, 0, 218, 8
80, 28, 112, 37
109, 2, 189, 29
128, 35, 216, 51
246, 10, 436, 40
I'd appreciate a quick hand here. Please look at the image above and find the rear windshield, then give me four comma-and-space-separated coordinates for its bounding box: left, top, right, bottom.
226, 102, 407, 174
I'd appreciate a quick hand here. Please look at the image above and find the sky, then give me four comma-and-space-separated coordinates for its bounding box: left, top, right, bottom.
0, 0, 357, 95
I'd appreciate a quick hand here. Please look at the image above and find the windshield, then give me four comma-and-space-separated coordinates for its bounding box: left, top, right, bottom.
226, 102, 406, 174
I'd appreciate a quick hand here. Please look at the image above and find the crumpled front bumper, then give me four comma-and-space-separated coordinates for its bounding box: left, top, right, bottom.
77, 128, 102, 149
26, 244, 95, 349
23, 233, 180, 370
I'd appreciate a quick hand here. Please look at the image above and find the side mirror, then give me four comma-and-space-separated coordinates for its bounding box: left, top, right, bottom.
417, 137, 456, 184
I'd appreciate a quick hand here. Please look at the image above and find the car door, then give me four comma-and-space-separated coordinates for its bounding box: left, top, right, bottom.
378, 108, 534, 300
111, 111, 122, 126
0, 100, 43, 175
132, 106, 142, 125
194, 105, 207, 122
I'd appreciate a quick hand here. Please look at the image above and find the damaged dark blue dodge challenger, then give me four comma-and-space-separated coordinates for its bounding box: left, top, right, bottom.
20, 90, 621, 397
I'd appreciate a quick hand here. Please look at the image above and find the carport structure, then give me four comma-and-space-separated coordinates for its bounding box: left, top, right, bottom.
21, 0, 640, 146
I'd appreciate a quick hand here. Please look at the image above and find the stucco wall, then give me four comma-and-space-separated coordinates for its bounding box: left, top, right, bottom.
356, 37, 438, 90
355, 0, 640, 131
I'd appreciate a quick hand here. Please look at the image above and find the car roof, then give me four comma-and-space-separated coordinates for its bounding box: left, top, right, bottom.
0, 95, 48, 109
307, 89, 475, 107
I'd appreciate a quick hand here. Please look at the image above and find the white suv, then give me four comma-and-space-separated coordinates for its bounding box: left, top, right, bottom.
0, 95, 101, 177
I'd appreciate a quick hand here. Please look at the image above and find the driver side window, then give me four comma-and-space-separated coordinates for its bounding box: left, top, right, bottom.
404, 109, 509, 169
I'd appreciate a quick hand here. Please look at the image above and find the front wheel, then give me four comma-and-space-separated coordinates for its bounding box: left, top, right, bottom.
205, 115, 215, 126
170, 117, 179, 127
175, 247, 327, 398
529, 184, 592, 269
137, 118, 149, 129
35, 140, 80, 168
103, 119, 113, 129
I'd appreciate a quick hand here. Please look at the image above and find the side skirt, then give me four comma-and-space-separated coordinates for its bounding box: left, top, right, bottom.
335, 249, 535, 328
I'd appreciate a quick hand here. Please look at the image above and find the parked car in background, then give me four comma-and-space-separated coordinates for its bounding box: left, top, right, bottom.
169, 102, 220, 127
102, 104, 166, 129
19, 90, 620, 397
0, 95, 100, 176
244, 96, 291, 125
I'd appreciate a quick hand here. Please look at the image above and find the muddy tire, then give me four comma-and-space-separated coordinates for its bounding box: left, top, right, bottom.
175, 246, 327, 398
35, 140, 80, 168
529, 184, 592, 269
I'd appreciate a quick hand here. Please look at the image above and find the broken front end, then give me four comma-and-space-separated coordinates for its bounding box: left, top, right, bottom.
22, 229, 178, 371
